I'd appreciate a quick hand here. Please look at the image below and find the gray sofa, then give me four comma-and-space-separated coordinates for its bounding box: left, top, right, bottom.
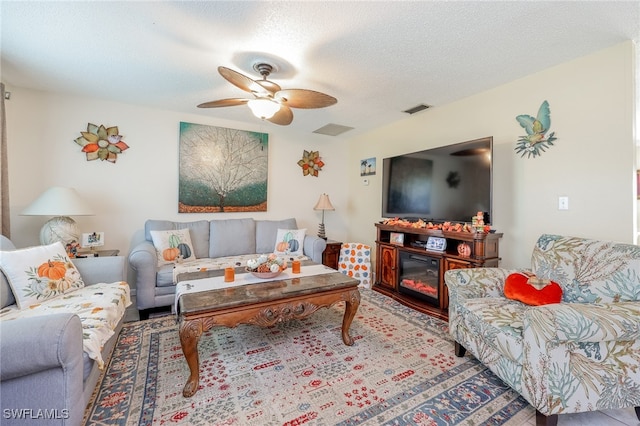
0, 235, 128, 426
129, 217, 327, 318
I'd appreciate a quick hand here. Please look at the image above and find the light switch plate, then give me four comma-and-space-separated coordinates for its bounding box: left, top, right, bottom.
558, 196, 569, 210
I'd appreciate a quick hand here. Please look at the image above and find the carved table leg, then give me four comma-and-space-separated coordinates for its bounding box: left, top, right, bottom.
179, 318, 203, 397
341, 289, 361, 346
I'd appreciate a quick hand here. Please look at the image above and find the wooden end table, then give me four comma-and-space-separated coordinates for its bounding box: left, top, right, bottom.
176, 262, 360, 397
322, 240, 342, 269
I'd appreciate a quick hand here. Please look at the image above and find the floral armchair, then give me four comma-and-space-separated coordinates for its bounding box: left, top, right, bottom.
445, 234, 640, 426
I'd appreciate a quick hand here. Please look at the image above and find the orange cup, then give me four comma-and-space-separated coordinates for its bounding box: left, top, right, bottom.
292, 260, 301, 274
224, 267, 235, 282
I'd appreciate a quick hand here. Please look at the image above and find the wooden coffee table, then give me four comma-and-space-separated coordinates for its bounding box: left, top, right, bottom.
176, 263, 361, 397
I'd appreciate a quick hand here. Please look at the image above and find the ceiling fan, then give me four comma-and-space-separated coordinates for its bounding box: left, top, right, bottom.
197, 63, 337, 126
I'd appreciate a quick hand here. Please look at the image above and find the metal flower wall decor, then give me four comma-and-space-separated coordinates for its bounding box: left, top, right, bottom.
514, 100, 557, 158
297, 150, 324, 177
74, 123, 129, 163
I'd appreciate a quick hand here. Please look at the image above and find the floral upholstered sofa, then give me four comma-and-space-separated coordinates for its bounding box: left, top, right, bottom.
445, 234, 640, 426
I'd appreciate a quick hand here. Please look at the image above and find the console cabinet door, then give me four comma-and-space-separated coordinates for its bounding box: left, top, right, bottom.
444, 258, 473, 271
378, 244, 397, 289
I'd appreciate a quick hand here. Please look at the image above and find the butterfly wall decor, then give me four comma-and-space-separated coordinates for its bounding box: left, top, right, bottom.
514, 100, 557, 158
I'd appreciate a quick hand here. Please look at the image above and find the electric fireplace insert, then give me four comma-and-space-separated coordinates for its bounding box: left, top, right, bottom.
398, 251, 441, 306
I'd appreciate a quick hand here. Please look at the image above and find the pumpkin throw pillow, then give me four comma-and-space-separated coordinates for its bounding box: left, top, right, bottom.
273, 228, 306, 257
0, 242, 85, 309
504, 271, 562, 306
150, 228, 196, 266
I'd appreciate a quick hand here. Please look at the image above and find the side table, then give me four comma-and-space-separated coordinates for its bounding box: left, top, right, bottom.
322, 240, 342, 270
75, 249, 120, 258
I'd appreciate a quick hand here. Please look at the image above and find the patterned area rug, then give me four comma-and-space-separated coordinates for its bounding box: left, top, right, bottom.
84, 290, 533, 425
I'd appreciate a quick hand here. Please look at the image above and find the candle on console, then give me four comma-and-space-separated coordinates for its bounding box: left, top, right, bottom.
224, 267, 235, 282
292, 260, 301, 274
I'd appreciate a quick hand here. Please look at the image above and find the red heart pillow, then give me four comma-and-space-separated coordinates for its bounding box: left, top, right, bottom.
504, 272, 562, 306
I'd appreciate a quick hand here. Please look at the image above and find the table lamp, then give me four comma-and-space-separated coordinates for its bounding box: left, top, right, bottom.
21, 186, 94, 246
313, 193, 335, 240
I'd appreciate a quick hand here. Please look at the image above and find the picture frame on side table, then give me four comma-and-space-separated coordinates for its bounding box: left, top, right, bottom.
81, 232, 105, 248
390, 232, 404, 246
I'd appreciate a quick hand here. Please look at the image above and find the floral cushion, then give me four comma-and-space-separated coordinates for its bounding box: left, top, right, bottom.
273, 228, 305, 256
461, 297, 526, 363
150, 228, 196, 266
0, 242, 85, 309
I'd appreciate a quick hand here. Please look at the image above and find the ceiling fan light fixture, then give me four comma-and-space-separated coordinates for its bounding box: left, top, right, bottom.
247, 98, 280, 119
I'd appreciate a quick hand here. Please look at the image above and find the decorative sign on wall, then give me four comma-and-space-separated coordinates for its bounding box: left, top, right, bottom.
360, 157, 376, 176
178, 122, 268, 213
74, 123, 129, 163
514, 100, 557, 158
297, 150, 324, 177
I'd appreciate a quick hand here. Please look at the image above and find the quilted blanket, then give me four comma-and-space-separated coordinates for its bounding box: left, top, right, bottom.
0, 281, 131, 369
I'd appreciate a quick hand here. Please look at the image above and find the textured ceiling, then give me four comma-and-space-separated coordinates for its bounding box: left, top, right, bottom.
1, 1, 639, 137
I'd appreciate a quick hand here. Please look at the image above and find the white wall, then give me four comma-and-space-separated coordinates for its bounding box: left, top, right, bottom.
347, 41, 637, 269
5, 41, 637, 282
5, 89, 351, 286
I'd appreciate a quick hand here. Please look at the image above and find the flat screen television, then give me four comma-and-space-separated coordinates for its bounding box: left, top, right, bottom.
381, 137, 493, 223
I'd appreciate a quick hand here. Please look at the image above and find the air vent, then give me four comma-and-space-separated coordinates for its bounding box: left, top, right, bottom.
403, 104, 431, 114
312, 123, 354, 136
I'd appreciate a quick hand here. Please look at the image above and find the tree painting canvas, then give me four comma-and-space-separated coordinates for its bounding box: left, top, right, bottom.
178, 122, 268, 212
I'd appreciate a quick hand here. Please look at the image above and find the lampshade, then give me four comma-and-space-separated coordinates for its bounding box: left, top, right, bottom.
22, 187, 94, 216
313, 193, 335, 211
247, 98, 280, 119
22, 187, 94, 246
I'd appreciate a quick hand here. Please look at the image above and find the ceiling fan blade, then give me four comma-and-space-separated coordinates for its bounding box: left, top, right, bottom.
256, 79, 281, 93
275, 89, 337, 109
197, 98, 249, 108
218, 66, 269, 96
268, 105, 294, 126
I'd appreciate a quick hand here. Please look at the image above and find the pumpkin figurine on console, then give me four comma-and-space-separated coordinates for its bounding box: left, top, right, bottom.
457, 243, 471, 258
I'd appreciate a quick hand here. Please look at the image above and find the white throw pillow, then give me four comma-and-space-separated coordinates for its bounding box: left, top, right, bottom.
150, 228, 196, 266
0, 242, 85, 309
273, 228, 306, 257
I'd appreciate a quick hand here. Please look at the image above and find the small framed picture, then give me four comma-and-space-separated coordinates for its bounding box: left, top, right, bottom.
81, 232, 104, 248
360, 157, 376, 176
390, 232, 404, 245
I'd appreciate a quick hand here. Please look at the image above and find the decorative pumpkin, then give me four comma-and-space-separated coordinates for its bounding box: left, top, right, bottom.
57, 276, 72, 292
288, 239, 299, 252
177, 243, 192, 259
276, 241, 289, 252
37, 260, 67, 280
168, 234, 180, 248
457, 243, 471, 258
163, 247, 179, 261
